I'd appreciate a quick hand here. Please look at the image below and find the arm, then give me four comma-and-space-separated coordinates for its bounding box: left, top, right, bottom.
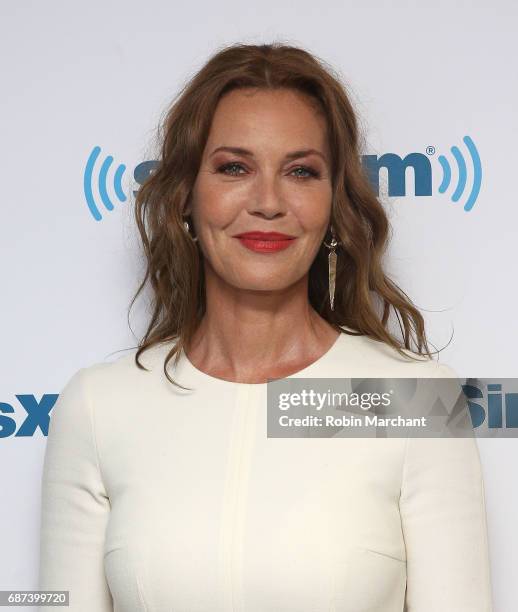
38, 367, 113, 611
399, 366, 493, 611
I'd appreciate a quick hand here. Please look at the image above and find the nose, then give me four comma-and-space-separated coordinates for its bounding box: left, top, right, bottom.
246, 171, 287, 219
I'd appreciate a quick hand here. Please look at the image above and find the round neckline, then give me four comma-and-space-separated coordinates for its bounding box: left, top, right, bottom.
179, 329, 348, 387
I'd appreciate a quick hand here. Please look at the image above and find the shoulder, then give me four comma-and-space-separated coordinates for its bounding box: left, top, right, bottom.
337, 325, 458, 378
66, 340, 178, 411
51, 341, 181, 444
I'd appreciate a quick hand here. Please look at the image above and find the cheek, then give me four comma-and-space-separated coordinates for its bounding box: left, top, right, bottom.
193, 182, 239, 230
292, 197, 332, 234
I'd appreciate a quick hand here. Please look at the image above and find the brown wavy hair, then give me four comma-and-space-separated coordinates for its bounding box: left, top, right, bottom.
127, 41, 446, 390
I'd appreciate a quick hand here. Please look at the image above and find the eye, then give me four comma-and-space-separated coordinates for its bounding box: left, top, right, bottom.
217, 162, 320, 179
291, 165, 320, 179
218, 162, 246, 176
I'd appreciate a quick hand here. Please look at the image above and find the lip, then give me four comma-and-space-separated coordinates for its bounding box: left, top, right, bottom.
233, 231, 297, 253
233, 231, 296, 240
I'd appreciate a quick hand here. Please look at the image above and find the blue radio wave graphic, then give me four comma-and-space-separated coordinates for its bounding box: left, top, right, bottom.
437, 135, 481, 212
84, 146, 127, 220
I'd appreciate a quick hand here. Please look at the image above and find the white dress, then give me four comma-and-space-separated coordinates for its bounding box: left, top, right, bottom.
38, 326, 493, 611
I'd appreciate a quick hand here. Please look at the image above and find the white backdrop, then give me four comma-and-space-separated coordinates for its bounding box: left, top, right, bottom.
1, 1, 517, 610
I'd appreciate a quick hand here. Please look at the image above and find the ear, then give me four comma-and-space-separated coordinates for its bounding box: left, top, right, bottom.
183, 197, 192, 217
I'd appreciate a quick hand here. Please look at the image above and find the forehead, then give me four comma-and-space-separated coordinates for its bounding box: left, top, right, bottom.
205, 88, 329, 153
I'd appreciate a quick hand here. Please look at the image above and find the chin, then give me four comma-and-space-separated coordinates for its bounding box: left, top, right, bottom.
225, 270, 304, 292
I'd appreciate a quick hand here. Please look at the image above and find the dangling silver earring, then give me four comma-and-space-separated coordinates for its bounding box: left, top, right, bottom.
183, 220, 198, 242
323, 226, 339, 311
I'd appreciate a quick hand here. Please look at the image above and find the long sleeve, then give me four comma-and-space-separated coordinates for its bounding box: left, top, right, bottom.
399, 366, 493, 611
38, 367, 113, 611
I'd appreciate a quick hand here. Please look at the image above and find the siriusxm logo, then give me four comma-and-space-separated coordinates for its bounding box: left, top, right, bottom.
0, 393, 58, 438
363, 135, 481, 212
464, 382, 518, 429
83, 135, 482, 221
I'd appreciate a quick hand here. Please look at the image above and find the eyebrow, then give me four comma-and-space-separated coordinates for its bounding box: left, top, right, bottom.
209, 146, 328, 163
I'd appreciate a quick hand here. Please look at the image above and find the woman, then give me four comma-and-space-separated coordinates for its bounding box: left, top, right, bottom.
38, 42, 493, 611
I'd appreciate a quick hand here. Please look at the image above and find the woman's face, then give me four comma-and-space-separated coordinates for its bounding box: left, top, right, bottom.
188, 87, 333, 292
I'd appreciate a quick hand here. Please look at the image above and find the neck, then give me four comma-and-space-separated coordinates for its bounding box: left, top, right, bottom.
185, 269, 339, 382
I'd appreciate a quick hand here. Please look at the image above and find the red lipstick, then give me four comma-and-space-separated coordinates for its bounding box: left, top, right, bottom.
233, 231, 297, 253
